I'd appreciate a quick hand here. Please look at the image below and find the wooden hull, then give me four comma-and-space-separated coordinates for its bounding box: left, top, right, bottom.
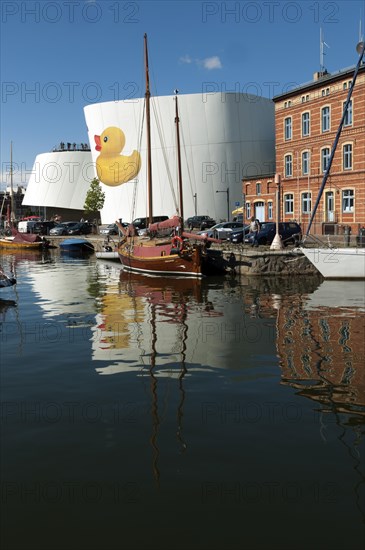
118, 239, 203, 277
0, 238, 44, 250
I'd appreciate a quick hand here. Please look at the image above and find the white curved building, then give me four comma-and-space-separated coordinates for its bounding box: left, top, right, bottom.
84, 92, 275, 224
22, 148, 93, 212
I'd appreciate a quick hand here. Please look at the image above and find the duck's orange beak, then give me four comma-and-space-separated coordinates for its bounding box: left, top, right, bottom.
94, 134, 101, 151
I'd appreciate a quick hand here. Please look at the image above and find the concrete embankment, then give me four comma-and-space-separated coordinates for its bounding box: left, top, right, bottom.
218, 246, 319, 277
47, 234, 319, 277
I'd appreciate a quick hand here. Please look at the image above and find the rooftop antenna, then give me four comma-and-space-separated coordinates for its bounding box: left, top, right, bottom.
320, 28, 330, 74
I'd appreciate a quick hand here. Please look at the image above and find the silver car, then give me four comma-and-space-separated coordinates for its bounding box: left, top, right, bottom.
198, 222, 245, 240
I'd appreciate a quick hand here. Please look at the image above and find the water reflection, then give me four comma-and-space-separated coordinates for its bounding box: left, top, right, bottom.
91, 268, 223, 374
272, 279, 365, 522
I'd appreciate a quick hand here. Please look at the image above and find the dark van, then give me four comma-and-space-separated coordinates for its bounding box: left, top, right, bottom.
33, 221, 57, 235
132, 215, 169, 230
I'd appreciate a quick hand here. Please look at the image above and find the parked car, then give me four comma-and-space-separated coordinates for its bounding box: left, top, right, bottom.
67, 222, 93, 235
100, 223, 119, 236
244, 222, 302, 246
186, 215, 216, 230
227, 225, 251, 243
33, 221, 57, 235
199, 222, 245, 240
132, 216, 169, 231
49, 222, 79, 236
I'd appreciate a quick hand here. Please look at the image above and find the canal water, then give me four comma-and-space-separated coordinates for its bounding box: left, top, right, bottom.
1, 250, 364, 550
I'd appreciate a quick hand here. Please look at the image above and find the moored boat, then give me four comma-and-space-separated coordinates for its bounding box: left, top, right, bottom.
301, 246, 365, 279
117, 35, 228, 278
59, 238, 94, 253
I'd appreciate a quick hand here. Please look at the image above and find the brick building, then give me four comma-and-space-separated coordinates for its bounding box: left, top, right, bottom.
243, 63, 365, 237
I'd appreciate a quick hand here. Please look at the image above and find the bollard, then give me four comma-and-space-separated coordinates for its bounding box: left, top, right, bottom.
343, 225, 351, 246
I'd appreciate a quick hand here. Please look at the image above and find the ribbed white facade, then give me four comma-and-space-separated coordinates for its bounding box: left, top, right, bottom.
22, 150, 93, 210
84, 92, 275, 224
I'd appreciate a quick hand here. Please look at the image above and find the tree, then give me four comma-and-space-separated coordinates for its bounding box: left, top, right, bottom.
83, 177, 105, 214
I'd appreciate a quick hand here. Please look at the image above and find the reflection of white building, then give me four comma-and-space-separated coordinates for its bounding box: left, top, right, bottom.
22, 149, 93, 216
84, 92, 275, 224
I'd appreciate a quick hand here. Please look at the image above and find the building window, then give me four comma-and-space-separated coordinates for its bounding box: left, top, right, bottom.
284, 194, 294, 215
268, 201, 273, 219
302, 112, 310, 136
343, 100, 352, 126
302, 151, 310, 175
302, 192, 311, 214
284, 117, 292, 140
342, 189, 354, 213
321, 106, 330, 132
306, 94, 309, 101
256, 182, 261, 195
285, 154, 293, 177
246, 202, 251, 219
321, 147, 330, 173
343, 144, 352, 170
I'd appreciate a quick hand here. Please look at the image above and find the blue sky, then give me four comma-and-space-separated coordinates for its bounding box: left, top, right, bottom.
1, 0, 364, 189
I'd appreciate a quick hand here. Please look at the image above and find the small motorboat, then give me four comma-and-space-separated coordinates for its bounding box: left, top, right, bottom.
59, 238, 94, 253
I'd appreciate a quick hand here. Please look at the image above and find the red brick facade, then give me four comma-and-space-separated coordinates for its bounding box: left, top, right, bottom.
243, 65, 365, 236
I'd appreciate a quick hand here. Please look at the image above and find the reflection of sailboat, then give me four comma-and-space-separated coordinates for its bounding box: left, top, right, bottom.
117, 35, 226, 278
304, 280, 365, 312
92, 270, 222, 484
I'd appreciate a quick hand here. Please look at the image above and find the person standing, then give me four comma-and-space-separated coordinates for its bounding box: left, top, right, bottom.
249, 216, 259, 247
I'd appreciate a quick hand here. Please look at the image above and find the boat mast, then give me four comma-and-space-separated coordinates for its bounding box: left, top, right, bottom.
305, 40, 365, 237
144, 33, 153, 226
10, 141, 15, 224
174, 90, 184, 224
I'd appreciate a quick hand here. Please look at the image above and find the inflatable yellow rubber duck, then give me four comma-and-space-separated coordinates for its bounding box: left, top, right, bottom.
94, 126, 141, 186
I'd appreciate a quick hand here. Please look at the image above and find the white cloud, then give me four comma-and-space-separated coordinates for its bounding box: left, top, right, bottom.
181, 55, 223, 70
202, 56, 222, 70
180, 55, 192, 64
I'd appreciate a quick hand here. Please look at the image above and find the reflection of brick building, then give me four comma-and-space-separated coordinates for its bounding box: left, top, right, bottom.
275, 298, 365, 414
243, 63, 365, 237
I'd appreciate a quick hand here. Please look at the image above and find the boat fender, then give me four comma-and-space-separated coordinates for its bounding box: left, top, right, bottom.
171, 236, 184, 250
104, 245, 113, 252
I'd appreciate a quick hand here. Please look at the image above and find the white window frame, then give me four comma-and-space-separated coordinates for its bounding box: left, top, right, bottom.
343, 100, 353, 127
268, 201, 273, 219
284, 117, 292, 140
342, 189, 354, 213
285, 154, 293, 177
321, 147, 330, 173
321, 106, 330, 132
301, 192, 312, 214
302, 150, 310, 175
343, 143, 352, 170
302, 112, 310, 137
284, 193, 294, 215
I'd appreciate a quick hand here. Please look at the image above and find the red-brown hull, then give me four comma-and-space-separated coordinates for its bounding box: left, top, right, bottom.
118, 240, 203, 277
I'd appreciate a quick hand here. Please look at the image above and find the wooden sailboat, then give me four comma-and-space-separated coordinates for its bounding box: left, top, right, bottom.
117, 35, 226, 278
0, 142, 49, 250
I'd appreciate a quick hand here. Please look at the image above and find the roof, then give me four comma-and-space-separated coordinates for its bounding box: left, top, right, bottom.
273, 63, 365, 101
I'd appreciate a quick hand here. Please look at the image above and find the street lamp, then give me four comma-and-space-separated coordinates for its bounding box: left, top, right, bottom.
270, 173, 283, 250
216, 187, 230, 221
193, 193, 197, 216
